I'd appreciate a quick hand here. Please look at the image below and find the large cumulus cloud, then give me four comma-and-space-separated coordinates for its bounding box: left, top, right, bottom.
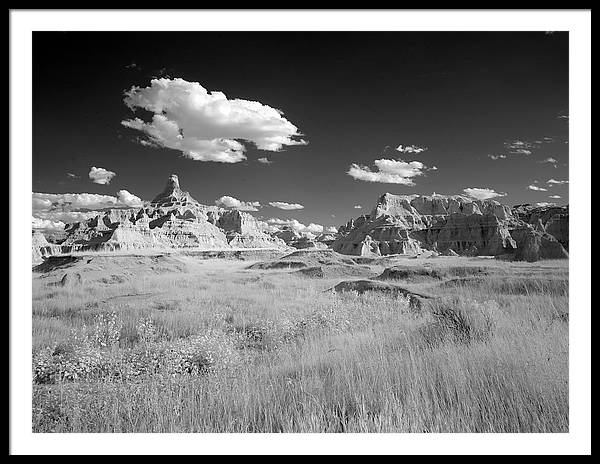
121, 78, 307, 163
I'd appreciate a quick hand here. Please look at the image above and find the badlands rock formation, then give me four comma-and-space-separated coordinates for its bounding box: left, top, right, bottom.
32, 174, 286, 263
273, 227, 332, 250
32, 231, 62, 265
333, 193, 568, 262
513, 203, 569, 250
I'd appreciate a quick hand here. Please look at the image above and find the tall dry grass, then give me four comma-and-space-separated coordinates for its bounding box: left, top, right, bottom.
32, 258, 568, 432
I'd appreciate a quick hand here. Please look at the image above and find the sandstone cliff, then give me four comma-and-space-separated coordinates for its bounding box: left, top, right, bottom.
513, 204, 569, 250
32, 174, 286, 262
332, 193, 568, 262
32, 231, 62, 265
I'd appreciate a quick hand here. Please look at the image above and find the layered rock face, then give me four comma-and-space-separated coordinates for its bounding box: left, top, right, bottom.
332, 193, 568, 261
32, 231, 62, 265
273, 226, 331, 250
513, 204, 569, 250
33, 174, 286, 261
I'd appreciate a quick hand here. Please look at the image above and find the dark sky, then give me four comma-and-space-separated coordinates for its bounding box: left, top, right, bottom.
33, 31, 569, 229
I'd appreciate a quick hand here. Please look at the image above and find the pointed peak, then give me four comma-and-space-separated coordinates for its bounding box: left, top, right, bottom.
150, 174, 199, 207
167, 174, 180, 190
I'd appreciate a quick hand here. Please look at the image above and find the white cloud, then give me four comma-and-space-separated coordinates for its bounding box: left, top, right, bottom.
117, 190, 143, 207
33, 192, 118, 211
33, 210, 100, 224
266, 218, 323, 235
549, 195, 562, 199
32, 191, 144, 212
122, 78, 307, 163
304, 223, 324, 234
540, 157, 558, 165
536, 202, 556, 207
269, 201, 304, 210
396, 144, 427, 154
257, 157, 273, 164
31, 216, 66, 231
353, 205, 362, 209
215, 195, 261, 211
257, 220, 279, 233
89, 166, 116, 185
462, 187, 507, 200
67, 172, 80, 179
547, 178, 569, 185
32, 197, 53, 211
488, 154, 507, 160
325, 226, 338, 234
348, 159, 427, 185
504, 140, 538, 155
528, 185, 548, 191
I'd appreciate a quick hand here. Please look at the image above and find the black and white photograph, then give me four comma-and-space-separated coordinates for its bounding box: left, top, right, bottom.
9, 9, 590, 455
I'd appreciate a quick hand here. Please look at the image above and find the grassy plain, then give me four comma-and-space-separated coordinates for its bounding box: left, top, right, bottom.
31, 251, 568, 432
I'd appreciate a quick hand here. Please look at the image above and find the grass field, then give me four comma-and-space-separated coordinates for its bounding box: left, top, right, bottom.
31, 252, 569, 432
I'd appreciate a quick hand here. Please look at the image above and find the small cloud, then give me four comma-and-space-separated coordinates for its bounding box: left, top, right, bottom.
31, 216, 66, 231
325, 226, 338, 234
125, 62, 141, 70
89, 166, 116, 185
488, 154, 507, 160
257, 157, 273, 164
540, 157, 559, 165
266, 218, 323, 235
353, 205, 363, 209
557, 113, 569, 121
66, 172, 80, 179
396, 144, 427, 154
549, 195, 562, 199
547, 178, 569, 185
269, 201, 304, 210
347, 159, 428, 185
116, 190, 143, 207
528, 185, 548, 191
504, 140, 538, 155
215, 195, 261, 211
536, 202, 556, 207
463, 187, 507, 201
32, 197, 53, 211
137, 138, 160, 148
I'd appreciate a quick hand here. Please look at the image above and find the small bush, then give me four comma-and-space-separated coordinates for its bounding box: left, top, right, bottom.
422, 297, 498, 345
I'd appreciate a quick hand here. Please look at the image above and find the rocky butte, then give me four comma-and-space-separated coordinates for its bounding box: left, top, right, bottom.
32, 174, 286, 264
332, 193, 568, 262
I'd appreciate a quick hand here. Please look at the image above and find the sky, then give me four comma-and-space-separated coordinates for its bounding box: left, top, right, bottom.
32, 31, 569, 232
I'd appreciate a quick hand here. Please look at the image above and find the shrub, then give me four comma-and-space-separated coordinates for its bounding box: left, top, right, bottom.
81, 312, 122, 349
161, 331, 244, 375
422, 297, 498, 345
